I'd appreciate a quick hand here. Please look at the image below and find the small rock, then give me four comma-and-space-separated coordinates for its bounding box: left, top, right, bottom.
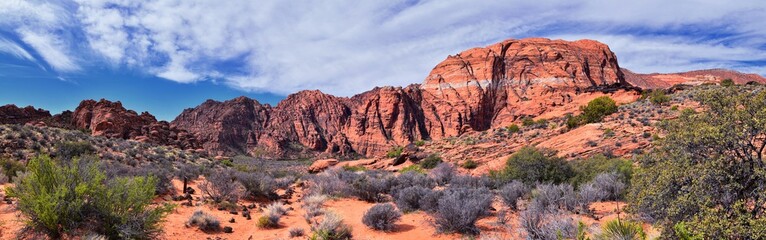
223, 226, 233, 233
229, 218, 235, 223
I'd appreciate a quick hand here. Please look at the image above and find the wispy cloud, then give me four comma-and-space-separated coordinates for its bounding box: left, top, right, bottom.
0, 38, 35, 61
1, 0, 765, 95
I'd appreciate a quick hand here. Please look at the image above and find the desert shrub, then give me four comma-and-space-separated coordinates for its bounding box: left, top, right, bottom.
581, 96, 618, 123
648, 90, 670, 105
53, 141, 95, 161
566, 114, 585, 129
490, 146, 573, 184
522, 117, 536, 126
199, 169, 243, 203
307, 171, 348, 197
721, 78, 735, 87
576, 182, 606, 213
95, 176, 174, 239
394, 186, 432, 213
289, 227, 305, 237
302, 194, 327, 221
391, 171, 435, 194
362, 203, 402, 231
9, 155, 101, 237
420, 154, 442, 169
569, 155, 632, 188
0, 172, 8, 184
429, 162, 454, 185
432, 188, 493, 234
136, 165, 175, 195
266, 202, 288, 216
274, 176, 295, 189
533, 183, 578, 212
449, 174, 495, 189
236, 171, 277, 200
257, 206, 282, 229
591, 172, 626, 200
595, 219, 646, 240
628, 86, 766, 238
414, 140, 426, 146
9, 155, 171, 239
399, 164, 426, 174
176, 163, 202, 181
460, 159, 478, 169
506, 124, 520, 133
385, 146, 403, 158
187, 210, 221, 232
350, 174, 392, 202
0, 158, 25, 182
520, 202, 576, 240
310, 211, 353, 240
499, 180, 528, 210
418, 190, 444, 213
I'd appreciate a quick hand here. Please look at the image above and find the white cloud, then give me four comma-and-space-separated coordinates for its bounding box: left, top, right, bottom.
17, 29, 80, 72
2, 0, 766, 94
0, 38, 35, 61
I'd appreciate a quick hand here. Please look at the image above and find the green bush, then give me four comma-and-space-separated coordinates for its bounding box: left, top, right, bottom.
580, 96, 618, 123
414, 140, 425, 146
648, 90, 670, 105
569, 155, 633, 188
522, 117, 535, 126
460, 160, 478, 169
8, 155, 171, 239
490, 146, 573, 184
400, 164, 425, 175
419, 154, 442, 169
721, 78, 735, 87
385, 146, 404, 158
566, 114, 584, 129
506, 124, 520, 133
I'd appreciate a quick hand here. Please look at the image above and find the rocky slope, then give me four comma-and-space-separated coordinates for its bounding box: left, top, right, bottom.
623, 68, 766, 89
173, 38, 636, 158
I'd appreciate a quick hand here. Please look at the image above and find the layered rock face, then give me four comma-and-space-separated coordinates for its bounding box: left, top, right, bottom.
72, 99, 200, 149
623, 68, 766, 89
173, 38, 631, 157
0, 105, 52, 125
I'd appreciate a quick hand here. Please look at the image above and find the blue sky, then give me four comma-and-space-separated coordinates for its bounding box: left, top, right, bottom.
1, 0, 764, 120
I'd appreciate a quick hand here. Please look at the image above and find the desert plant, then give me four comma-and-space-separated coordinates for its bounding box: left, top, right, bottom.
460, 159, 478, 169
591, 172, 626, 200
595, 219, 646, 240
199, 169, 243, 203
266, 201, 288, 216
187, 210, 221, 232
0, 158, 25, 182
95, 175, 174, 239
399, 164, 426, 174
569, 155, 632, 188
308, 171, 348, 197
431, 188, 493, 234
394, 186, 432, 213
499, 180, 528, 210
385, 146, 404, 158
721, 78, 735, 87
289, 227, 305, 238
490, 146, 574, 184
520, 202, 577, 240
236, 171, 277, 200
362, 203, 402, 231
533, 183, 578, 212
418, 190, 444, 213
506, 124, 521, 133
429, 162, 454, 185
420, 154, 442, 169
53, 141, 95, 161
648, 90, 670, 105
310, 211, 352, 240
391, 171, 435, 193
581, 96, 618, 123
350, 174, 392, 202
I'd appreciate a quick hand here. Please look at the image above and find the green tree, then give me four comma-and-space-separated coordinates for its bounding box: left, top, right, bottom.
648, 90, 670, 105
721, 78, 735, 87
580, 96, 618, 123
628, 86, 766, 238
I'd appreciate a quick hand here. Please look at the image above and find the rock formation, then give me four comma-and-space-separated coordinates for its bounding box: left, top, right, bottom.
0, 105, 52, 125
172, 38, 634, 158
71, 99, 200, 149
